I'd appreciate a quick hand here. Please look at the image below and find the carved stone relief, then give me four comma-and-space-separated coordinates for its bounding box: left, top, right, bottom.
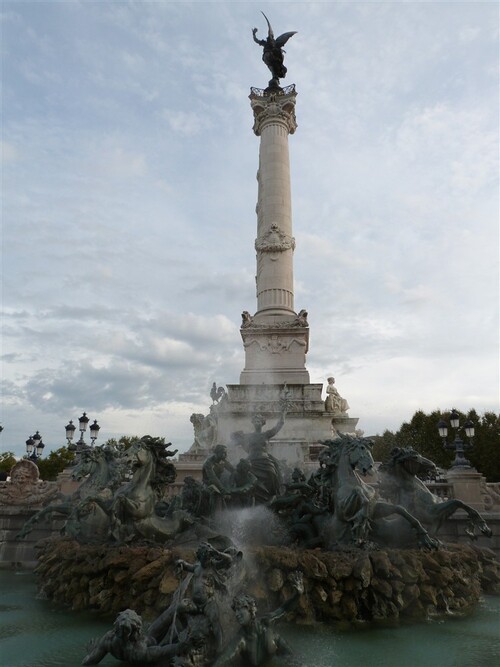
255, 224, 295, 256
243, 334, 307, 353
0, 459, 60, 507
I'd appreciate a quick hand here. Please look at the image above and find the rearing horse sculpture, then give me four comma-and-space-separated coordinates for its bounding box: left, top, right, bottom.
378, 447, 492, 540
320, 435, 439, 549
17, 446, 124, 539
109, 436, 178, 542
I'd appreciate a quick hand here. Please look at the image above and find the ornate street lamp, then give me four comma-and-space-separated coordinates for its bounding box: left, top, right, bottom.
89, 419, 100, 445
26, 431, 45, 462
65, 420, 76, 448
438, 410, 475, 468
65, 413, 100, 454
78, 412, 90, 446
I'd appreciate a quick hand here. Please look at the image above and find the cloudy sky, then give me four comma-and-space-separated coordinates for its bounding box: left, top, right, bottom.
2, 1, 498, 459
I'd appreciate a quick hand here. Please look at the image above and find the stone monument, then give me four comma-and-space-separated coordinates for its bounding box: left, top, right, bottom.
0, 459, 62, 568
212, 18, 358, 473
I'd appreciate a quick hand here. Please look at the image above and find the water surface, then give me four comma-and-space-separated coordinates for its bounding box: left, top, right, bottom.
1, 571, 498, 667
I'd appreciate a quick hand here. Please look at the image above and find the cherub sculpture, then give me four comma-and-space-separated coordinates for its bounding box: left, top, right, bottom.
213, 571, 304, 666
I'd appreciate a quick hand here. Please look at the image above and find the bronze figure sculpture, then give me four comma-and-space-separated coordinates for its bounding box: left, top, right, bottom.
231, 409, 286, 503
252, 12, 297, 86
82, 608, 189, 665
213, 571, 304, 666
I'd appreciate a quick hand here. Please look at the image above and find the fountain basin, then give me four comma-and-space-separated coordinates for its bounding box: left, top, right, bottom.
33, 537, 499, 624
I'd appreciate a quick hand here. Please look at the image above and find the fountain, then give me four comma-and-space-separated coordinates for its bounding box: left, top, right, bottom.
7, 13, 500, 667
15, 423, 497, 666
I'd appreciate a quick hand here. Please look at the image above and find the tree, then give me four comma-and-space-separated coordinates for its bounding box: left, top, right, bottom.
467, 411, 500, 482
103, 435, 141, 451
372, 430, 398, 462
37, 447, 75, 481
374, 409, 500, 482
0, 452, 17, 475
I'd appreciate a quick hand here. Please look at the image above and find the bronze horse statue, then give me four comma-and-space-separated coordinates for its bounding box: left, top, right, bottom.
378, 447, 492, 540
19, 437, 192, 544
107, 436, 180, 542
319, 435, 439, 549
17, 445, 124, 540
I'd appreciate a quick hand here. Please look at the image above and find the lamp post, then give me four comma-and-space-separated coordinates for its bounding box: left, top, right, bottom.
26, 430, 45, 462
437, 409, 475, 469
65, 413, 100, 454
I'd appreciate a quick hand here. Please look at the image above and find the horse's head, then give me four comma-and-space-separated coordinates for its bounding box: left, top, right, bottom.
72, 448, 99, 481
347, 437, 375, 476
125, 440, 151, 469
320, 435, 375, 476
385, 447, 437, 478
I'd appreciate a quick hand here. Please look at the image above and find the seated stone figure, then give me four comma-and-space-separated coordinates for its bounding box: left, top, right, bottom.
324, 376, 350, 415
213, 571, 304, 667
81, 608, 189, 665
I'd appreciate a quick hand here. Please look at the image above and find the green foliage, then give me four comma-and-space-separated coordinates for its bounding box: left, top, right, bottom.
0, 452, 17, 474
37, 447, 75, 481
372, 430, 398, 463
375, 409, 500, 482
468, 411, 500, 482
103, 435, 141, 451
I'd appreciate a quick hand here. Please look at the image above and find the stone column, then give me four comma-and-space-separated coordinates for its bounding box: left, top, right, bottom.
240, 85, 309, 385
251, 85, 297, 320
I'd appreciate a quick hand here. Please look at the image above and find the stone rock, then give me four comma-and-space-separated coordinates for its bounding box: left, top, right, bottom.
325, 554, 352, 579
314, 585, 328, 603
329, 589, 343, 605
420, 585, 438, 606
341, 594, 358, 620
32, 538, 497, 625
370, 551, 392, 578
352, 555, 372, 587
371, 577, 393, 598
132, 556, 169, 582
299, 552, 328, 580
267, 568, 285, 592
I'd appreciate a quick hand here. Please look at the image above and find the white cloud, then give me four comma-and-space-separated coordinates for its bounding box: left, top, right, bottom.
1, 2, 498, 459
161, 109, 212, 137
1, 141, 20, 163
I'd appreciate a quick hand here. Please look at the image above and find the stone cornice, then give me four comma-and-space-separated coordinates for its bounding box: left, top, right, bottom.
241, 309, 309, 329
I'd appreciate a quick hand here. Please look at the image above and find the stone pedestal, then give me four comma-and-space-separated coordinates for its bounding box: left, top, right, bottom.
446, 468, 487, 510
216, 383, 358, 473
57, 468, 80, 496
240, 317, 310, 385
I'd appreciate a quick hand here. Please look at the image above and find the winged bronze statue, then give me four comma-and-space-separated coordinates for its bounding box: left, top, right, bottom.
252, 12, 297, 85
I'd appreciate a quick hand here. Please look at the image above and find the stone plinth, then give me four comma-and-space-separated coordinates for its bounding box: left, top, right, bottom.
446, 468, 486, 510
216, 383, 358, 470
0, 507, 63, 569
240, 319, 310, 385
57, 468, 80, 496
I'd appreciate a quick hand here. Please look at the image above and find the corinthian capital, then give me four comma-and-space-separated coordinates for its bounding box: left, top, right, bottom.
249, 86, 297, 136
